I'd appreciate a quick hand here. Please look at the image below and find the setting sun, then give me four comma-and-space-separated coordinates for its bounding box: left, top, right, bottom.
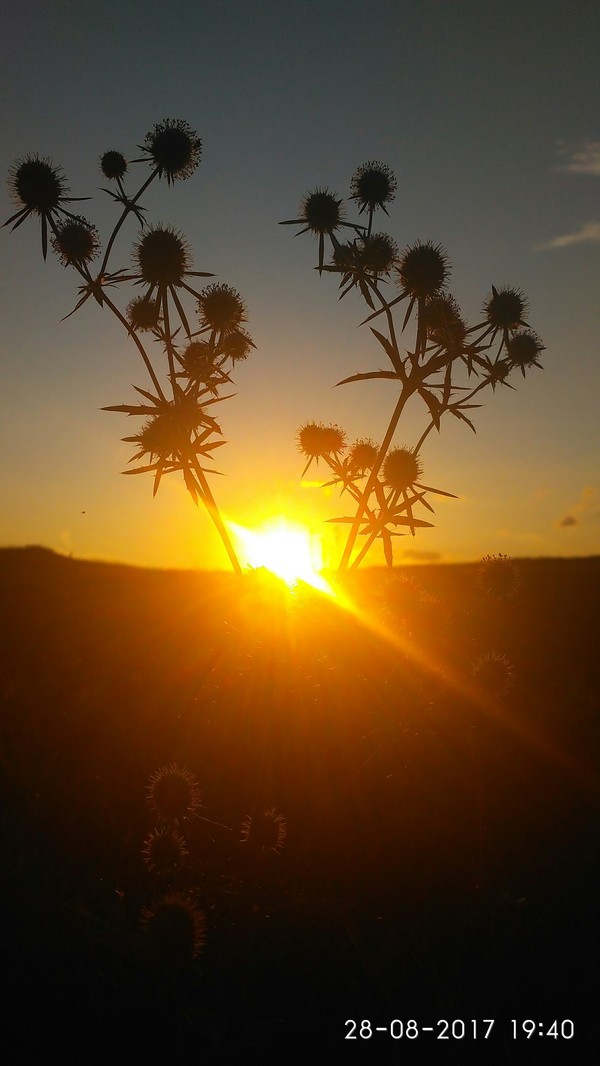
228, 518, 330, 590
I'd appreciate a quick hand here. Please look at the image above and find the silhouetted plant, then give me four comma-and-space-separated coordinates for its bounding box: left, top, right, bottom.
4, 119, 253, 574
282, 163, 544, 571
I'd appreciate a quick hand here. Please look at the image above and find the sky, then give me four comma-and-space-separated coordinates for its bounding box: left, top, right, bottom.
1, 0, 598, 571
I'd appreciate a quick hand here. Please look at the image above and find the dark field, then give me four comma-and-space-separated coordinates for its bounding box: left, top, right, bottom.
1, 547, 598, 1062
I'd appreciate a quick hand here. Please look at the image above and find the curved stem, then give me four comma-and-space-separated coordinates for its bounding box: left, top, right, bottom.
100, 168, 158, 276
101, 293, 167, 401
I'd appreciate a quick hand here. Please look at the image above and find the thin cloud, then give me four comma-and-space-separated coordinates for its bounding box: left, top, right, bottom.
400, 549, 443, 562
557, 139, 600, 176
538, 221, 600, 250
557, 487, 600, 529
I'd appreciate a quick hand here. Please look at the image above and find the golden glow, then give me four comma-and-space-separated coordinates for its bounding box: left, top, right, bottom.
228, 517, 331, 591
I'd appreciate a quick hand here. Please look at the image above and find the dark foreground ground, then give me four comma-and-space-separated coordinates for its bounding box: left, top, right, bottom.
0, 547, 598, 1062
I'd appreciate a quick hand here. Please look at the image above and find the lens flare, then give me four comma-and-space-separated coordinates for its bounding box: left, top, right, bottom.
228, 518, 330, 591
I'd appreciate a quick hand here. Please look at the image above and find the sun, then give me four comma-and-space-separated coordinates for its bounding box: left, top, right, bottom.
228, 517, 330, 591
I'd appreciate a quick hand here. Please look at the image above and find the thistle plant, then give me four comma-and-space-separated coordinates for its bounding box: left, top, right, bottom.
4, 119, 253, 575
282, 163, 544, 572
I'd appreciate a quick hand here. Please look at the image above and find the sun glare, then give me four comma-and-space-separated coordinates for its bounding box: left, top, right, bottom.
228, 518, 331, 591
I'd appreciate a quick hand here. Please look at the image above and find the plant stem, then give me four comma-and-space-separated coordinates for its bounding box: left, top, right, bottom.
337, 385, 412, 573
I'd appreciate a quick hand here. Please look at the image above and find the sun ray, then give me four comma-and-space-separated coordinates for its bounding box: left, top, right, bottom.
227, 517, 331, 592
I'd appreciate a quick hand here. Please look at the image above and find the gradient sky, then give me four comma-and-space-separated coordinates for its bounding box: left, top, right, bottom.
1, 0, 598, 570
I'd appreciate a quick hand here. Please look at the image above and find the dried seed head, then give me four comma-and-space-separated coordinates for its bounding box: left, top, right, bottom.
141, 892, 206, 966
198, 283, 246, 333
220, 329, 254, 362
506, 330, 544, 369
297, 421, 346, 460
301, 188, 344, 234
134, 225, 191, 287
483, 286, 528, 331
142, 826, 189, 874
472, 652, 515, 696
8, 154, 68, 214
477, 554, 520, 599
142, 118, 202, 183
240, 806, 287, 855
126, 294, 160, 332
100, 150, 127, 181
348, 438, 378, 473
398, 241, 450, 299
382, 447, 422, 491
350, 161, 397, 213
356, 233, 398, 275
146, 763, 202, 823
51, 216, 100, 266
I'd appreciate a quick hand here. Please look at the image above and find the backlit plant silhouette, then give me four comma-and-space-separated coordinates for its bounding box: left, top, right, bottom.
5, 119, 253, 575
282, 162, 544, 571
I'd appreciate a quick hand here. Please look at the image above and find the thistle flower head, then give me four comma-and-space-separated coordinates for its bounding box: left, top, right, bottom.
142, 826, 189, 874
506, 329, 544, 371
220, 329, 254, 362
141, 118, 202, 183
126, 294, 160, 332
332, 242, 356, 270
141, 892, 206, 967
383, 447, 422, 491
356, 232, 398, 276
240, 806, 287, 855
301, 187, 344, 235
8, 154, 68, 214
398, 241, 450, 299
146, 763, 202, 823
348, 438, 378, 473
472, 652, 515, 696
198, 283, 246, 333
297, 421, 346, 460
100, 150, 127, 181
350, 161, 397, 213
134, 224, 191, 288
483, 286, 528, 331
51, 215, 100, 266
130, 400, 207, 463
477, 554, 520, 599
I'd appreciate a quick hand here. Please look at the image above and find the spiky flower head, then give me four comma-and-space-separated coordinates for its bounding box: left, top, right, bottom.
332, 242, 356, 271
350, 161, 397, 213
301, 187, 344, 235
146, 763, 202, 823
142, 826, 189, 874
220, 329, 254, 362
134, 224, 191, 288
8, 154, 68, 215
472, 651, 515, 696
348, 438, 378, 473
126, 294, 160, 332
240, 806, 287, 855
51, 216, 100, 266
356, 233, 398, 276
477, 554, 520, 599
297, 421, 346, 460
141, 892, 206, 967
506, 330, 544, 372
100, 150, 127, 181
129, 400, 208, 463
483, 286, 528, 331
398, 241, 450, 299
383, 447, 422, 491
198, 283, 246, 333
141, 118, 202, 183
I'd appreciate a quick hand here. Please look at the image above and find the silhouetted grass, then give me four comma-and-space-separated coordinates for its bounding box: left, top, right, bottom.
1, 547, 598, 1060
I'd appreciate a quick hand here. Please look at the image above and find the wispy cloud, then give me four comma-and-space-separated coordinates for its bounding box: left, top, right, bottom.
557, 487, 600, 529
557, 139, 600, 176
538, 221, 600, 250
539, 142, 600, 251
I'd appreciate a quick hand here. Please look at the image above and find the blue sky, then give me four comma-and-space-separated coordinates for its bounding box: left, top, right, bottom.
1, 0, 598, 569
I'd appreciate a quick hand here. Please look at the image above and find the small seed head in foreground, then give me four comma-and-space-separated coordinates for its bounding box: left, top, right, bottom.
398, 241, 450, 299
